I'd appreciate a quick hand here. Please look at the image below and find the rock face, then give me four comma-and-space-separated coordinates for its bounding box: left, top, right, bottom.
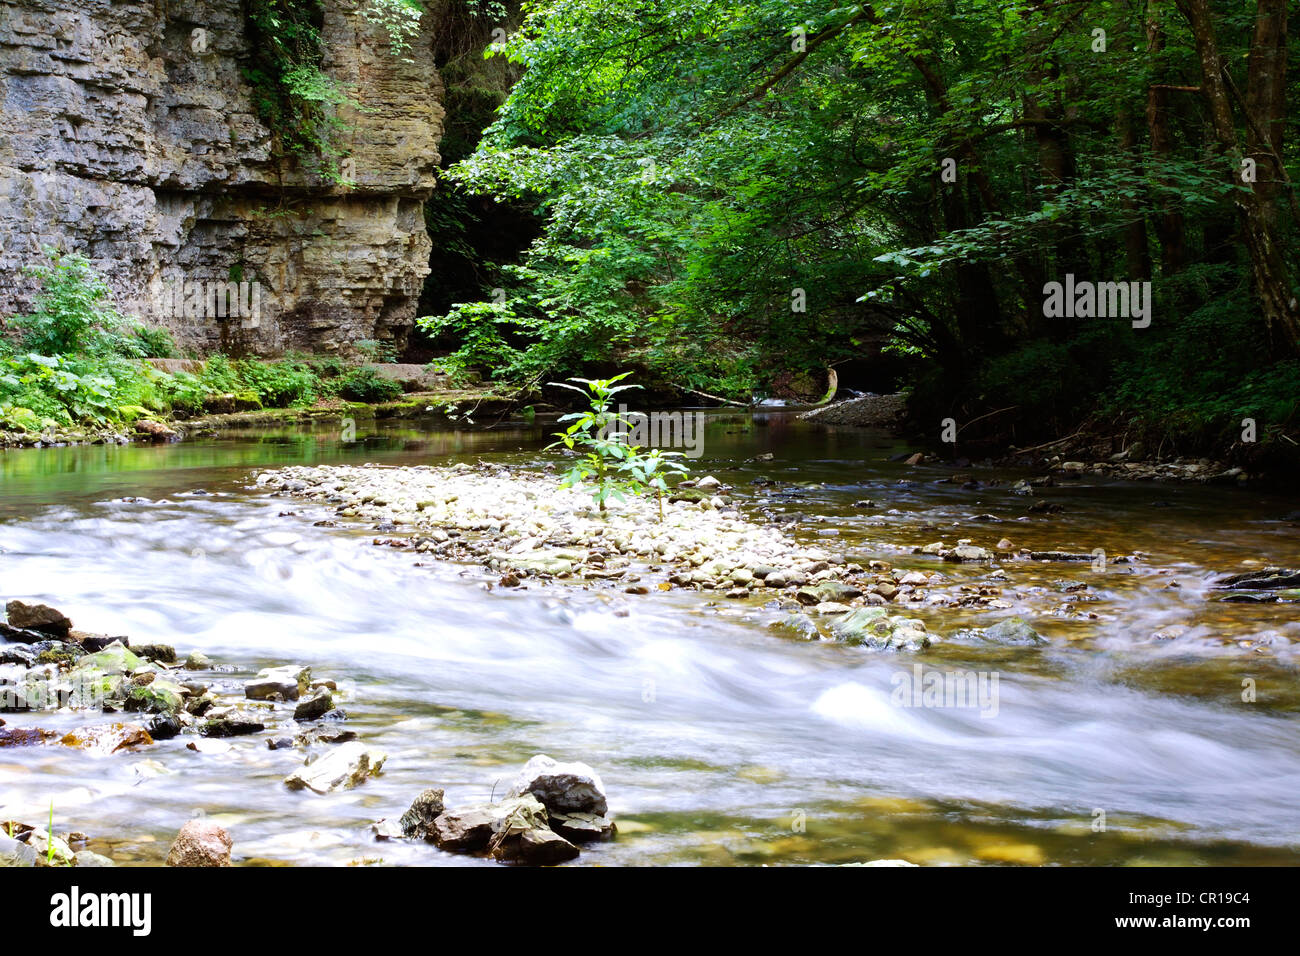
166, 819, 232, 867
0, 0, 444, 356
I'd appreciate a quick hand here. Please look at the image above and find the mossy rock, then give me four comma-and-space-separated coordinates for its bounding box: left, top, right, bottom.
124, 679, 186, 716
73, 641, 143, 674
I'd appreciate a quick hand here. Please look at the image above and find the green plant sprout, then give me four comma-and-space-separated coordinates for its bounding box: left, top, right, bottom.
546, 373, 689, 517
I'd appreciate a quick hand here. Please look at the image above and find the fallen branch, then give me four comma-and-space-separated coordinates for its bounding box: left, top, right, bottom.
1009, 429, 1088, 455
675, 384, 749, 407
957, 405, 1019, 434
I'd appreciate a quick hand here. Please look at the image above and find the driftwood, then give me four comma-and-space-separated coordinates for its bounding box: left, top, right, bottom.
675, 384, 749, 407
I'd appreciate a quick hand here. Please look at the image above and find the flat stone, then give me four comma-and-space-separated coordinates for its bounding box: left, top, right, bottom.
550, 810, 617, 843
284, 741, 387, 794
432, 795, 548, 852
245, 664, 310, 701
73, 850, 116, 867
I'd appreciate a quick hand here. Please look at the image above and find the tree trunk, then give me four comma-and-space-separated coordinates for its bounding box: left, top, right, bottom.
1177, 0, 1300, 355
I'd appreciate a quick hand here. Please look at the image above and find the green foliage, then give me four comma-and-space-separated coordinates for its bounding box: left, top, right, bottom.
427, 0, 1297, 449
8, 248, 172, 360
335, 366, 404, 402
361, 0, 425, 57
241, 1, 427, 179
0, 251, 422, 433
235, 358, 320, 407
546, 372, 689, 514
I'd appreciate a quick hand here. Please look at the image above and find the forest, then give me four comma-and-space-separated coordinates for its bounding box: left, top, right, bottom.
421, 0, 1299, 458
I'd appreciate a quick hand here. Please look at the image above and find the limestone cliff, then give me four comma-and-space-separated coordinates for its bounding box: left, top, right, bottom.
0, 0, 444, 355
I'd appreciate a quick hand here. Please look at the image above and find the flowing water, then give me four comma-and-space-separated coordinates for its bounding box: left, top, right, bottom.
2, 410, 1298, 866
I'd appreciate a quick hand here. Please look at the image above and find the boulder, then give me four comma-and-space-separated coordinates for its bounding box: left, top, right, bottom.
284, 741, 387, 794
492, 826, 580, 866
135, 420, 179, 441
125, 678, 186, 716
132, 644, 176, 664
830, 608, 931, 651
245, 664, 311, 701
293, 689, 334, 722
953, 616, 1047, 646
200, 717, 265, 738
145, 714, 183, 740
5, 601, 72, 636
0, 833, 36, 867
432, 795, 548, 853
73, 641, 143, 675
398, 788, 446, 840
507, 754, 608, 816
166, 819, 232, 867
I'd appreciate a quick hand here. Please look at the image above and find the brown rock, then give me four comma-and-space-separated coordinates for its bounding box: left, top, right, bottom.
492, 827, 580, 866
5, 601, 71, 636
58, 723, 154, 755
166, 819, 232, 867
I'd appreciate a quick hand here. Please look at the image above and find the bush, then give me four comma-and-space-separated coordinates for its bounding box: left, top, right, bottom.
131, 324, 178, 359
234, 358, 320, 407
335, 366, 403, 402
10, 248, 134, 357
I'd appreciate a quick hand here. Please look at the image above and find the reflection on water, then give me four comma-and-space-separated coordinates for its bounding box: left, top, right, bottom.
1, 410, 1299, 866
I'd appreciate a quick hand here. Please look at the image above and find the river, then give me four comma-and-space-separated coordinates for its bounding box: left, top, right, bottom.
2, 409, 1298, 866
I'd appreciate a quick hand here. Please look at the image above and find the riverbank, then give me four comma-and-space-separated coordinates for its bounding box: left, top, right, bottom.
0, 386, 520, 450
800, 393, 1287, 488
